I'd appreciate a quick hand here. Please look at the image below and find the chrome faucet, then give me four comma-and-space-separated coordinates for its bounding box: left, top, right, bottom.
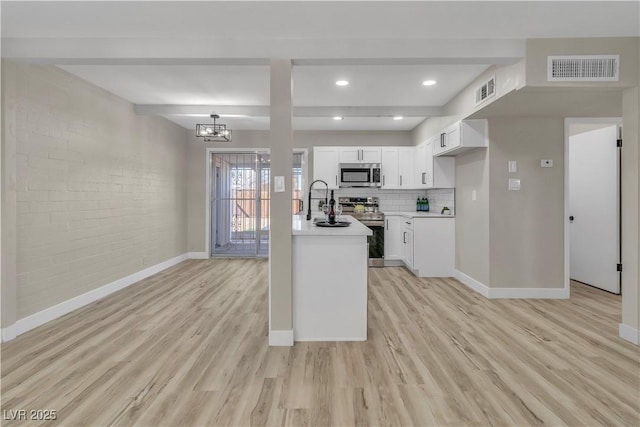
307, 179, 329, 220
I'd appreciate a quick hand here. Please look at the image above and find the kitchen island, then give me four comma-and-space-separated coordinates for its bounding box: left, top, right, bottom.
292, 215, 372, 342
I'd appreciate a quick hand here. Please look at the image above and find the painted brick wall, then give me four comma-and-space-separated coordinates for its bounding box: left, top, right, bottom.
9, 64, 188, 319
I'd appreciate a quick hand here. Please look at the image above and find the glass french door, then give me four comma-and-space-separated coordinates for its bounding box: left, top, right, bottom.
211, 152, 304, 257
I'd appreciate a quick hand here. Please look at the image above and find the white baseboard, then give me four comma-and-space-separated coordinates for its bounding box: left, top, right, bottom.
188, 252, 209, 259
1, 324, 17, 343
488, 287, 569, 299
619, 323, 640, 345
453, 270, 569, 299
269, 329, 294, 346
454, 270, 490, 297
295, 336, 367, 342
0, 253, 189, 343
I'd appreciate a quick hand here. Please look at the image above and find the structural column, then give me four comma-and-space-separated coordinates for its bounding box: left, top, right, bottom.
621, 86, 640, 345
268, 59, 294, 346
1, 60, 18, 342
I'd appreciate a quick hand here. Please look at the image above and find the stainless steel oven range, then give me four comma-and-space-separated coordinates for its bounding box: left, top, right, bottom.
339, 197, 385, 267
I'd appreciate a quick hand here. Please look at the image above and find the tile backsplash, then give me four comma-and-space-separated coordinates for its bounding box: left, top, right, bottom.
310, 187, 455, 214
424, 188, 456, 215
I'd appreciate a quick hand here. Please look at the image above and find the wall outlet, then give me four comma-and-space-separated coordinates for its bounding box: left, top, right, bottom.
541, 159, 553, 167
508, 179, 521, 191
274, 176, 285, 192
508, 161, 517, 173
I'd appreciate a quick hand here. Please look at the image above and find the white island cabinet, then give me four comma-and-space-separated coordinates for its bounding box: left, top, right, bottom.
292, 215, 371, 342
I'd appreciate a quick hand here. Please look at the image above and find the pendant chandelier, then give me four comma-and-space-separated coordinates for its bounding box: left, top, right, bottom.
196, 114, 232, 142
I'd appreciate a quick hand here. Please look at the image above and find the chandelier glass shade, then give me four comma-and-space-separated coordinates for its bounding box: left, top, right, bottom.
196, 114, 232, 142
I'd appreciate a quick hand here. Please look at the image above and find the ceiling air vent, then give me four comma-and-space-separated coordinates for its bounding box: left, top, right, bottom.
548, 55, 619, 81
475, 76, 496, 106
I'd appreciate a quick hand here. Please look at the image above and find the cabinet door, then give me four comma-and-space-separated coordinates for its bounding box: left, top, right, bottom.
445, 126, 461, 151
384, 216, 403, 260
414, 142, 428, 189
412, 218, 455, 277
339, 147, 360, 163
398, 147, 415, 189
433, 132, 448, 156
424, 141, 435, 188
361, 147, 382, 163
433, 125, 461, 156
401, 225, 414, 268
313, 147, 340, 189
381, 147, 399, 189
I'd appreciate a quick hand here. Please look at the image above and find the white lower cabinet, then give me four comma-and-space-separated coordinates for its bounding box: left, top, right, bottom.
384, 215, 403, 260
386, 214, 455, 277
401, 218, 414, 269
412, 218, 455, 277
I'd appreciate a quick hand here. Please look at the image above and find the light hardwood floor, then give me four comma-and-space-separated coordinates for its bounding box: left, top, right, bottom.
1, 259, 639, 426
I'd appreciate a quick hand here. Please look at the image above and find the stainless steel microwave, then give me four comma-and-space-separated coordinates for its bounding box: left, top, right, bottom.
339, 163, 381, 188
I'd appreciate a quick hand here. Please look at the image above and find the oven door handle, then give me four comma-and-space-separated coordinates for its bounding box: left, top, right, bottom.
360, 222, 385, 227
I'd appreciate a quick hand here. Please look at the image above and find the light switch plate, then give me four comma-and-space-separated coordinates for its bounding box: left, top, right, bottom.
274, 176, 285, 193
471, 190, 477, 201
508, 179, 521, 191
541, 159, 553, 167
508, 161, 517, 173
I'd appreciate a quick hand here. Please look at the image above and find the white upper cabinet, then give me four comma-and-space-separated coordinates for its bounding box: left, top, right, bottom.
313, 147, 340, 189
398, 147, 415, 189
414, 141, 429, 189
433, 119, 488, 157
381, 147, 400, 189
360, 147, 382, 163
414, 138, 455, 189
339, 147, 382, 163
314, 144, 453, 191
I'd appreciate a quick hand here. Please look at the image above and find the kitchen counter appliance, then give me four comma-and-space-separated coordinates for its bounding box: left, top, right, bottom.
339, 197, 385, 267
339, 163, 381, 188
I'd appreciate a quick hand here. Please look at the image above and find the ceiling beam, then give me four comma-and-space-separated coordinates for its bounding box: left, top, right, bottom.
134, 105, 270, 117
2, 38, 525, 65
293, 58, 521, 66
293, 106, 443, 117
134, 104, 444, 118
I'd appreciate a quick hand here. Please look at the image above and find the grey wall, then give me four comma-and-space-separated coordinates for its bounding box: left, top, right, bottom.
269, 59, 294, 333
526, 37, 640, 89
2, 63, 188, 320
622, 86, 639, 333
488, 117, 565, 288
414, 37, 638, 301
455, 149, 490, 285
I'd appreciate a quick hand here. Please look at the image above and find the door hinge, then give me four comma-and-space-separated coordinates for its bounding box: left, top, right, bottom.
617, 138, 623, 148
617, 263, 623, 272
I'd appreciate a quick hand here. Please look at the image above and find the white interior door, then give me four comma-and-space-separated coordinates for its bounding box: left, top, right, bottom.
569, 124, 620, 293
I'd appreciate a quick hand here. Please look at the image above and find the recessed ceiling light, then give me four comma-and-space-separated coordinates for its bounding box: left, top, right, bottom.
393, 116, 404, 120
422, 80, 437, 86
333, 116, 344, 121
335, 80, 349, 86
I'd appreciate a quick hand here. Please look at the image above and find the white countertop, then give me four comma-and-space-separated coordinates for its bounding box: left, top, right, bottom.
384, 211, 456, 218
292, 215, 373, 236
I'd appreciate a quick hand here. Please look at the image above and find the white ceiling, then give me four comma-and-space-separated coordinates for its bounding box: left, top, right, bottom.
3, 1, 638, 39
57, 65, 271, 105
56, 63, 489, 130
3, 1, 638, 131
